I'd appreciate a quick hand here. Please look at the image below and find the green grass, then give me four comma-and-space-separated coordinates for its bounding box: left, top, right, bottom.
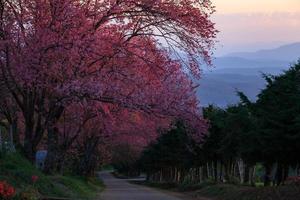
132, 178, 300, 200
197, 184, 300, 200
47, 176, 104, 199
0, 152, 104, 199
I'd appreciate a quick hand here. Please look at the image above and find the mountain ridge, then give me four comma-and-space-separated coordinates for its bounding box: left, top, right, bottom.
198, 42, 300, 106
224, 42, 300, 62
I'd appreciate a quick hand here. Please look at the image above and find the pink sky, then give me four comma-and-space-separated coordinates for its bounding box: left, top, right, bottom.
212, 0, 300, 55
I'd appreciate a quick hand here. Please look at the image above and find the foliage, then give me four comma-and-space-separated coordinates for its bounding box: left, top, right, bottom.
197, 184, 300, 200
0, 153, 103, 199
139, 121, 196, 183
138, 62, 300, 189
111, 144, 141, 177
18, 187, 40, 200
238, 61, 300, 185
201, 62, 300, 186
0, 0, 216, 174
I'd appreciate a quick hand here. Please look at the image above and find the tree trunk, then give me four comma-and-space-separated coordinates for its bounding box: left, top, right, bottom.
224, 161, 231, 183
264, 163, 272, 186
207, 163, 210, 179
43, 126, 59, 174
297, 164, 300, 176
24, 119, 35, 162
250, 166, 256, 186
237, 158, 245, 184
282, 164, 289, 185
244, 164, 250, 184
219, 163, 223, 182
213, 160, 218, 182
11, 118, 21, 150
76, 136, 100, 176
275, 163, 283, 186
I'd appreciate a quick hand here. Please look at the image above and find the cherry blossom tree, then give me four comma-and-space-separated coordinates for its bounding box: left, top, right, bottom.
0, 0, 217, 163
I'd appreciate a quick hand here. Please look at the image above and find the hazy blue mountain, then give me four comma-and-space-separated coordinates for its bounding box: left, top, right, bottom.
197, 73, 266, 107
225, 42, 300, 62
210, 57, 290, 69
207, 67, 287, 76
197, 43, 299, 107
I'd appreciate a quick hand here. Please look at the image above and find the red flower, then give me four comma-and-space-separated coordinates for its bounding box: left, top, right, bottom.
3, 186, 15, 198
0, 182, 4, 194
31, 175, 39, 184
0, 181, 16, 199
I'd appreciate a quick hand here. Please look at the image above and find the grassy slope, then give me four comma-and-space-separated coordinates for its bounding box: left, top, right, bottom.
132, 180, 300, 200
0, 152, 104, 199
197, 184, 300, 200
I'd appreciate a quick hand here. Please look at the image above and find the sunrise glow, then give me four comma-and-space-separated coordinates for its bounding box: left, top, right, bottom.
213, 0, 300, 55
214, 0, 300, 14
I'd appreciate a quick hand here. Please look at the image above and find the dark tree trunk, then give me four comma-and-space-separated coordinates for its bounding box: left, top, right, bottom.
275, 163, 283, 186
213, 160, 218, 183
219, 163, 224, 182
224, 161, 231, 182
250, 166, 256, 186
297, 164, 300, 176
76, 136, 100, 176
244, 164, 250, 184
203, 163, 208, 180
24, 118, 35, 162
11, 118, 21, 149
56, 154, 66, 174
43, 105, 64, 174
282, 164, 289, 185
56, 135, 79, 174
264, 163, 272, 186
43, 126, 59, 174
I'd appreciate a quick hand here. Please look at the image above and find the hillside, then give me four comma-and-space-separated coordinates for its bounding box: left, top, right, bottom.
226, 42, 300, 62
0, 153, 104, 200
211, 57, 290, 69
197, 43, 300, 106
198, 73, 266, 107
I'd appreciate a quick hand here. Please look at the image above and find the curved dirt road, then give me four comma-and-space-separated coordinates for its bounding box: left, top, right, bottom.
99, 171, 186, 200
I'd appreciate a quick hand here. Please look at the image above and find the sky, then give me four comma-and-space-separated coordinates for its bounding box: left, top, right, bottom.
212, 0, 300, 56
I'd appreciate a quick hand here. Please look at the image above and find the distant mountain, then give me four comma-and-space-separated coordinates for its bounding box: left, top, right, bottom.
225, 42, 300, 62
197, 43, 300, 107
197, 73, 266, 107
210, 57, 289, 69
208, 67, 286, 76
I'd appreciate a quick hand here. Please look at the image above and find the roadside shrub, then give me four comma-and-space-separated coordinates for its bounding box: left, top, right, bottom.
19, 187, 40, 200
286, 176, 300, 186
